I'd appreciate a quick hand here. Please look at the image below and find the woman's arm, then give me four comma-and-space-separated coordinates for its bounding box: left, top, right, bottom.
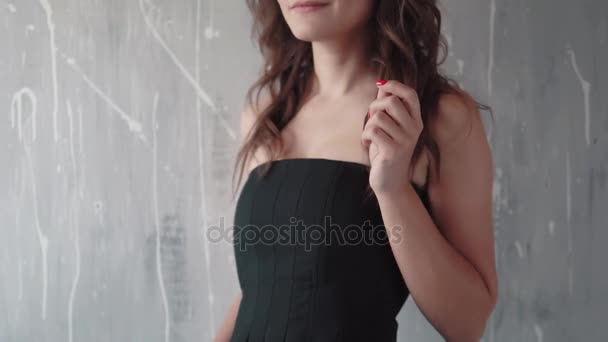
376, 93, 498, 341
213, 291, 242, 342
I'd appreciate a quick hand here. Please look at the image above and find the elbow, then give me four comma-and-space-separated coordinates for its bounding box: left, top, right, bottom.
444, 291, 498, 342
443, 319, 487, 342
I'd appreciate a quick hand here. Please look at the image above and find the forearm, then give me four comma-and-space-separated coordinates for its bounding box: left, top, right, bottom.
377, 185, 495, 341
213, 291, 242, 342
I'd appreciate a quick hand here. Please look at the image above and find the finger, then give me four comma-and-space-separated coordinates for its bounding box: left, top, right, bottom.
369, 95, 412, 128
367, 79, 397, 129
377, 80, 422, 124
361, 125, 393, 151
376, 79, 392, 100
364, 111, 404, 143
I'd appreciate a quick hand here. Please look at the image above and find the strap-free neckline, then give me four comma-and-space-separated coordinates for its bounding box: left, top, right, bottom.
247, 157, 427, 195
250, 157, 369, 174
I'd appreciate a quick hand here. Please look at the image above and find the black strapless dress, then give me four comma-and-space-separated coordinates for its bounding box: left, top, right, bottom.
231, 158, 429, 342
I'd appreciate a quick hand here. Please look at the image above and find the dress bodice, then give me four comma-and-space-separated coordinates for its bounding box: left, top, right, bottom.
231, 158, 428, 342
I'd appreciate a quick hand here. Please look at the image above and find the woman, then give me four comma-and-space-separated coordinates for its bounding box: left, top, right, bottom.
215, 0, 498, 341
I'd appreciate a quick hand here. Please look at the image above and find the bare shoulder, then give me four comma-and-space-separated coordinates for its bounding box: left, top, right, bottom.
239, 93, 272, 142
239, 93, 273, 171
425, 88, 493, 192
429, 90, 484, 149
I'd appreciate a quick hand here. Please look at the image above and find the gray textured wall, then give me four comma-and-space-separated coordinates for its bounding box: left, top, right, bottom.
0, 0, 606, 341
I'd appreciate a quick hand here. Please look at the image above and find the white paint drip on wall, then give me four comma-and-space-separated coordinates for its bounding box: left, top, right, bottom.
566, 151, 573, 296
67, 196, 81, 338
77, 104, 83, 154
152, 92, 171, 342
8, 3, 16, 13
444, 33, 452, 48
37, 0, 60, 141
77, 104, 85, 199
10, 88, 37, 141
66, 99, 81, 342
204, 0, 219, 40
566, 153, 572, 253
204, 26, 220, 40
492, 167, 508, 209
24, 145, 49, 320
14, 167, 26, 306
456, 59, 464, 75
67, 100, 78, 190
534, 323, 543, 342
567, 49, 592, 146
138, 0, 236, 140
196, 0, 216, 337
59, 52, 148, 143
17, 261, 23, 301
514, 240, 524, 258
488, 0, 496, 97
548, 220, 555, 235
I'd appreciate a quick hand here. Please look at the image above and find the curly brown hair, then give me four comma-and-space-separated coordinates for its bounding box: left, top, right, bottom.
231, 0, 490, 200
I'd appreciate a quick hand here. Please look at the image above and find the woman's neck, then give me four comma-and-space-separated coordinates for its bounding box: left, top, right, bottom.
309, 26, 377, 98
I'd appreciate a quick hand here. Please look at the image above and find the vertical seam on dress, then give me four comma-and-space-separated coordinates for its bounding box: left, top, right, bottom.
261, 163, 290, 341
240, 161, 266, 342
280, 161, 313, 342
305, 162, 344, 340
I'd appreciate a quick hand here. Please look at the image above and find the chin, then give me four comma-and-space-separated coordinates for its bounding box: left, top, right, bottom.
290, 26, 334, 42
278, 0, 375, 43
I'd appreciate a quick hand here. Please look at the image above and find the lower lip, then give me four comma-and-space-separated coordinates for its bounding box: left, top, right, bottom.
292, 4, 328, 12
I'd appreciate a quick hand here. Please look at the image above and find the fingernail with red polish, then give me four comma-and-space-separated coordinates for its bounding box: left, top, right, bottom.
376, 79, 387, 86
